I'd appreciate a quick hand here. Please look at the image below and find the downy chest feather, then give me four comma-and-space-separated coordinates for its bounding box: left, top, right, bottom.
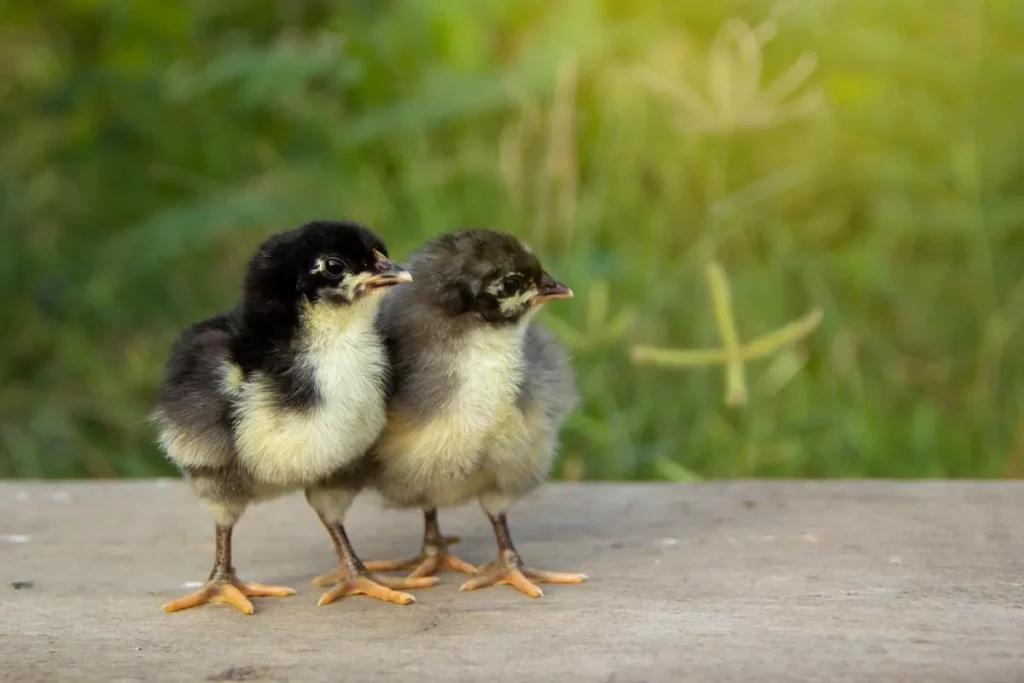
447, 326, 525, 439
234, 305, 389, 486
379, 325, 527, 485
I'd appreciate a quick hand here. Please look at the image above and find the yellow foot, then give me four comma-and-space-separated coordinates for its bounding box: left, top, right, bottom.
459, 560, 587, 598
312, 566, 440, 589
316, 573, 436, 607
162, 579, 296, 615
363, 536, 478, 579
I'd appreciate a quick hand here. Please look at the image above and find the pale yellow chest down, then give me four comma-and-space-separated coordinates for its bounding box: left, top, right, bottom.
233, 299, 390, 489
372, 325, 555, 509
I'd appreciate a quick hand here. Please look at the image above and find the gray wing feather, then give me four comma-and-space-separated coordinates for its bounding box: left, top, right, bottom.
518, 323, 578, 428
152, 314, 240, 471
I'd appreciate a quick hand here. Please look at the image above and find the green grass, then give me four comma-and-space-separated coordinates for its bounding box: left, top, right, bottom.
2, 0, 1022, 481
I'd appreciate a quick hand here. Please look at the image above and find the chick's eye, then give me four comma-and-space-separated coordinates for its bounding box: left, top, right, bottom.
323, 257, 346, 279
501, 275, 524, 296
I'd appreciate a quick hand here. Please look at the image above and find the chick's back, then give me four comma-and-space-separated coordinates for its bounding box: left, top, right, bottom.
152, 312, 243, 472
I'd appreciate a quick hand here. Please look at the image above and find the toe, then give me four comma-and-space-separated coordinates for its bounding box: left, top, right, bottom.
377, 575, 438, 590
407, 556, 440, 579
504, 568, 544, 598
211, 584, 255, 614
351, 576, 417, 605
458, 574, 496, 592
363, 558, 418, 573
237, 581, 298, 598
442, 555, 480, 575
523, 569, 588, 584
312, 570, 345, 587
376, 588, 416, 605
161, 587, 212, 613
317, 585, 345, 607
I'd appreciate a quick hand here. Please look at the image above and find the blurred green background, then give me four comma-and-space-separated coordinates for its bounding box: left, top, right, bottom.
3, 0, 1022, 481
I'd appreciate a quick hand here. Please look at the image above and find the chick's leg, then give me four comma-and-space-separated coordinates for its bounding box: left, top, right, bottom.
363, 507, 478, 578
162, 521, 296, 615
306, 488, 437, 606
459, 494, 588, 598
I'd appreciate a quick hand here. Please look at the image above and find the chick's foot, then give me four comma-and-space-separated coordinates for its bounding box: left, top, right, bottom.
363, 508, 477, 579
162, 578, 296, 615
311, 514, 436, 606
316, 572, 435, 606
312, 565, 437, 590
363, 535, 478, 579
458, 549, 587, 598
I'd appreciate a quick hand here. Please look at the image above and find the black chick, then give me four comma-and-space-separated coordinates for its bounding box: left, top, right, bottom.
152, 219, 435, 614
362, 229, 588, 597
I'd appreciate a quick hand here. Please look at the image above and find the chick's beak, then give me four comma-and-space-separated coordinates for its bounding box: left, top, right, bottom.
533, 272, 573, 305
364, 251, 413, 289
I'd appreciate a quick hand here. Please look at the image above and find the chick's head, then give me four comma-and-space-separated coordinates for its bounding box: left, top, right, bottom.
243, 220, 412, 314
408, 229, 572, 326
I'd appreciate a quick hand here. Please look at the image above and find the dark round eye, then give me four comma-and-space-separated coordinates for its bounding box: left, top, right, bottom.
501, 274, 524, 296
323, 257, 346, 279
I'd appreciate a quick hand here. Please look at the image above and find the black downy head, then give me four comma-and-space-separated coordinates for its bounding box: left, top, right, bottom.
240, 220, 411, 340
407, 229, 572, 326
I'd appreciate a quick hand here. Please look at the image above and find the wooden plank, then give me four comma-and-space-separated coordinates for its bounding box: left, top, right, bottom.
1, 481, 1022, 682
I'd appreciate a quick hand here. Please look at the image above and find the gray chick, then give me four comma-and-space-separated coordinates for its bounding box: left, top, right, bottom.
362, 229, 588, 597
152, 220, 435, 614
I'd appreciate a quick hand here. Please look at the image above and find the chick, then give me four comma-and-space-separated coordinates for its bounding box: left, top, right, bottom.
152, 219, 435, 614
362, 229, 588, 597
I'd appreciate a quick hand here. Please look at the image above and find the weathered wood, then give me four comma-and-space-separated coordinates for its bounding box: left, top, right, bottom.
2, 481, 1022, 682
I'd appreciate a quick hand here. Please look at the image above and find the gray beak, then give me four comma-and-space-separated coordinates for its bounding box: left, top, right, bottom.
364, 251, 413, 289
533, 272, 573, 305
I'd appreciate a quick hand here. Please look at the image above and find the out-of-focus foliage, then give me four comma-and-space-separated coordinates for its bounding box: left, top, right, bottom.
2, 0, 1022, 480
